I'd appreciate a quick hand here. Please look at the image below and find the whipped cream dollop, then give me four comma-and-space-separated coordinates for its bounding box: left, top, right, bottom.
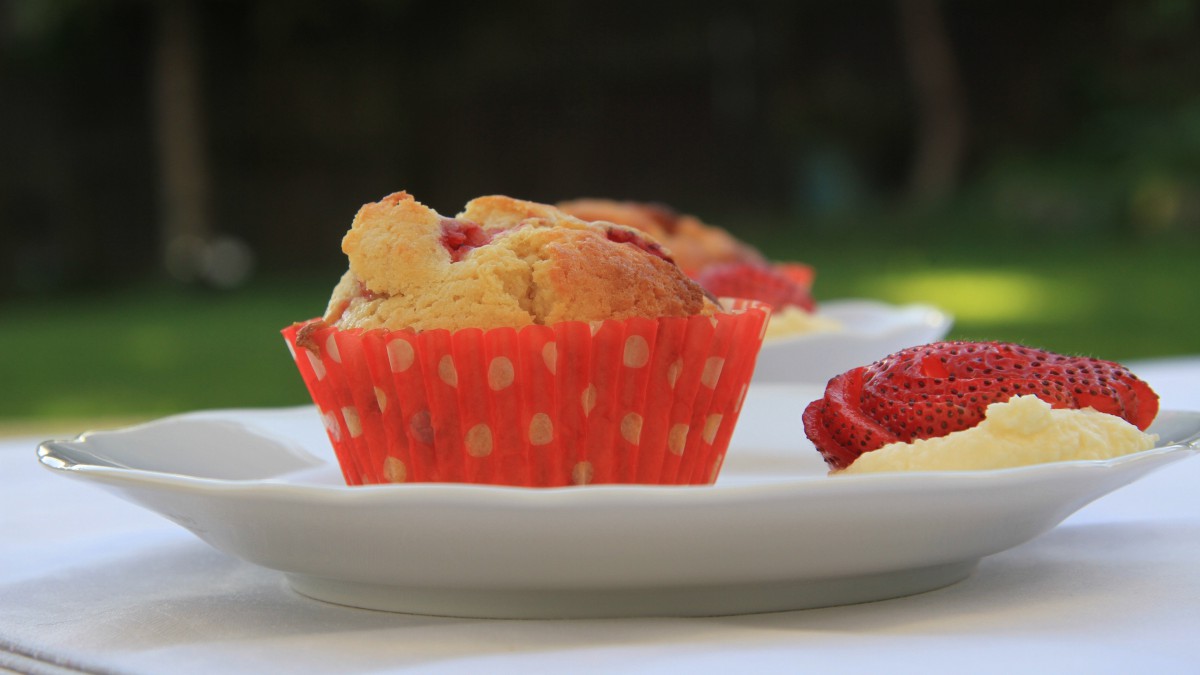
839, 395, 1158, 474
762, 307, 841, 341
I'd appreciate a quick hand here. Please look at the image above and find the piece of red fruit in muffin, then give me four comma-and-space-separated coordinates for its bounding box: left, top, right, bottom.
439, 218, 493, 262
694, 262, 816, 312
803, 341, 1159, 470
604, 224, 676, 263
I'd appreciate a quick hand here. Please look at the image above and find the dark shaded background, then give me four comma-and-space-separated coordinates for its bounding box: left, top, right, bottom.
3, 0, 1200, 425
4, 0, 1199, 294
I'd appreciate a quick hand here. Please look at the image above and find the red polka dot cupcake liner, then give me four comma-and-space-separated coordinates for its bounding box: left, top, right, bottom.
281, 300, 770, 487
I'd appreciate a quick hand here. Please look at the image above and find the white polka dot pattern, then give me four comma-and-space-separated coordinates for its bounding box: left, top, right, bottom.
320, 409, 341, 441
282, 300, 771, 487
488, 357, 515, 390
623, 335, 650, 368
581, 385, 597, 415
387, 339, 415, 372
438, 355, 458, 387
465, 423, 493, 457
703, 414, 723, 444
326, 334, 342, 363
383, 456, 407, 483
668, 423, 689, 455
709, 455, 724, 483
620, 413, 643, 445
341, 407, 362, 438
701, 357, 725, 388
667, 360, 683, 389
306, 350, 326, 381
529, 413, 553, 445
734, 383, 748, 413
572, 461, 594, 485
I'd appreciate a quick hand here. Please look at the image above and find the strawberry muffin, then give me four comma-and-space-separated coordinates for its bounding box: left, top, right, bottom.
556, 198, 765, 275
559, 198, 825, 337
284, 192, 770, 487
803, 341, 1160, 473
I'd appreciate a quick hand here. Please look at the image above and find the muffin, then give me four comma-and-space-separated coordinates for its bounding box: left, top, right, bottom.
559, 199, 827, 337
557, 198, 765, 275
283, 192, 770, 487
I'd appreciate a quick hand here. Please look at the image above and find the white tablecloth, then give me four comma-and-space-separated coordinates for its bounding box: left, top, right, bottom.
3, 358, 1199, 674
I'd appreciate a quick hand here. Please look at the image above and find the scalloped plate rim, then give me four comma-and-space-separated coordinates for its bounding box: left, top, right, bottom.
33, 401, 1200, 618
36, 405, 1200, 506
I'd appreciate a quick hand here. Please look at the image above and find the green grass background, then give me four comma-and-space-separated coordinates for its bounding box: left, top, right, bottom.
3, 224, 1197, 429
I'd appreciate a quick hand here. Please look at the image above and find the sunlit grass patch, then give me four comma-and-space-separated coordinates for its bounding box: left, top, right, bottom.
2, 234, 1198, 423
865, 269, 1098, 325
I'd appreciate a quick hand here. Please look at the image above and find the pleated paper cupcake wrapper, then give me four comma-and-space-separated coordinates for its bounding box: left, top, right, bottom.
282, 300, 769, 487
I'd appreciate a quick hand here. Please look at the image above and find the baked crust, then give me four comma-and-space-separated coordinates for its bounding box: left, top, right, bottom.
326, 192, 715, 332
557, 198, 765, 274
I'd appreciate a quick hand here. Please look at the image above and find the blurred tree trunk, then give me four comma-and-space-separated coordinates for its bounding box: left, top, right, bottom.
152, 0, 211, 279
897, 0, 967, 202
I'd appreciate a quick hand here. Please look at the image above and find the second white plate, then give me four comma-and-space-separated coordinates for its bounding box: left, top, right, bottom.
754, 299, 953, 383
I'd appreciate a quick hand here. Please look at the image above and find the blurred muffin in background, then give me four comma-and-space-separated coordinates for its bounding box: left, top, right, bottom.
560, 198, 832, 339
557, 199, 765, 275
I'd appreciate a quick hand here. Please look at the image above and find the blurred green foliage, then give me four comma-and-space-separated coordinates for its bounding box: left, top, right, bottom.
2, 225, 1196, 423
4, 0, 1200, 291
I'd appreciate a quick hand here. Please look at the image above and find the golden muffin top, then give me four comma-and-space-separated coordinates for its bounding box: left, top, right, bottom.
325, 192, 716, 332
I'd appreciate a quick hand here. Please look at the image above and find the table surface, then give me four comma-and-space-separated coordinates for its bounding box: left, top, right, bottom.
4, 357, 1199, 675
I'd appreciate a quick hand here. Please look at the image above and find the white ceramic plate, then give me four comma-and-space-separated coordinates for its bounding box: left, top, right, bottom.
37, 385, 1198, 619
754, 299, 953, 383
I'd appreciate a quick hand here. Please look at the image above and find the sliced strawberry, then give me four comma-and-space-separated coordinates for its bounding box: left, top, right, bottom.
1119, 376, 1160, 430
862, 391, 989, 441
802, 399, 848, 468
694, 262, 816, 311
861, 379, 1074, 440
802, 341, 1160, 470
804, 368, 901, 469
